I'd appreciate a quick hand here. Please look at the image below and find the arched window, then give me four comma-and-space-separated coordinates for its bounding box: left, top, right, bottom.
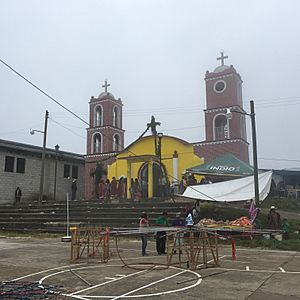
113, 106, 118, 127
214, 114, 228, 140
95, 106, 102, 127
113, 134, 120, 151
93, 133, 102, 153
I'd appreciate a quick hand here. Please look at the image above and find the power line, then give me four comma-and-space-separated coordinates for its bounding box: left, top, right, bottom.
49, 118, 86, 140
0, 58, 89, 126
0, 58, 138, 158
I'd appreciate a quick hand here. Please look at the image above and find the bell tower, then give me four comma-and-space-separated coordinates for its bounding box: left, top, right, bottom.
194, 52, 249, 163
86, 80, 124, 155
85, 81, 125, 199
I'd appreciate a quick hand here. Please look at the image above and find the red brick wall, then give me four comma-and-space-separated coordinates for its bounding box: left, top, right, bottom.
87, 95, 124, 155
193, 139, 249, 163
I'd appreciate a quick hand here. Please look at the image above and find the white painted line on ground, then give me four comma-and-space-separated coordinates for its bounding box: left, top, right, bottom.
246, 266, 250, 271
110, 269, 195, 300
222, 259, 251, 264
213, 267, 300, 275
67, 266, 202, 299
69, 269, 148, 296
104, 277, 117, 280
279, 267, 286, 273
115, 274, 126, 277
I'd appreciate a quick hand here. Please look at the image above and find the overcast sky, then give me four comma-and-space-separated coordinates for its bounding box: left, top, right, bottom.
1, 0, 300, 170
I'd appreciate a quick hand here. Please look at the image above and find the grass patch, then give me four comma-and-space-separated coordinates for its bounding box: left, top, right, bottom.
0, 230, 61, 239
261, 196, 300, 211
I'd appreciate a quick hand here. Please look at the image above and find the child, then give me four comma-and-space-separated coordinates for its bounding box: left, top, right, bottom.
282, 218, 290, 240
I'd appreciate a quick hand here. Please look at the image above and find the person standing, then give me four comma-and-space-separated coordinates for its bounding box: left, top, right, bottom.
139, 213, 150, 256
71, 179, 77, 200
105, 179, 111, 202
172, 212, 185, 253
134, 178, 142, 202
267, 206, 282, 230
155, 211, 169, 255
15, 187, 22, 204
110, 177, 117, 199
98, 179, 106, 202
130, 178, 135, 200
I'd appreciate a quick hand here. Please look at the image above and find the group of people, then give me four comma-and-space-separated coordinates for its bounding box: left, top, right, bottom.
98, 176, 127, 202
267, 205, 290, 239
139, 209, 195, 256
98, 177, 146, 202
178, 174, 212, 194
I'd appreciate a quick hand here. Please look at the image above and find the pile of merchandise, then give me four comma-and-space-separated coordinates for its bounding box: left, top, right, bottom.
196, 216, 252, 228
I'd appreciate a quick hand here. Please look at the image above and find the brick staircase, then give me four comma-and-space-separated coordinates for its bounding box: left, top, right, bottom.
0, 198, 194, 233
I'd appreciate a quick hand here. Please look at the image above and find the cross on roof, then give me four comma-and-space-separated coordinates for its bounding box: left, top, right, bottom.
102, 80, 110, 93
217, 51, 228, 66
147, 115, 161, 136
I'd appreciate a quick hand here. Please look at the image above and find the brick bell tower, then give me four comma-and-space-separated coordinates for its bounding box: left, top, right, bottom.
84, 80, 125, 199
194, 52, 249, 163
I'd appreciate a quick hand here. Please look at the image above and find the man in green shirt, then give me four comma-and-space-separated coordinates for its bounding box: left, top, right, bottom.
155, 211, 169, 255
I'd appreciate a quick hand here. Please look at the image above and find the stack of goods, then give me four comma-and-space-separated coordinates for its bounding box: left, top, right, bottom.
228, 216, 252, 228
196, 216, 252, 228
196, 218, 226, 227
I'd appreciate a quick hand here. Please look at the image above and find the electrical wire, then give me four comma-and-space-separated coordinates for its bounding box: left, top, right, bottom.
49, 118, 86, 140
0, 58, 89, 126
0, 57, 144, 160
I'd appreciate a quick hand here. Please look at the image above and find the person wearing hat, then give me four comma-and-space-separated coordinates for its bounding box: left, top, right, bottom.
267, 206, 282, 230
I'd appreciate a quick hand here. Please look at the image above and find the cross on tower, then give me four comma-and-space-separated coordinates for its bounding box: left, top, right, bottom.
217, 51, 228, 66
102, 80, 110, 93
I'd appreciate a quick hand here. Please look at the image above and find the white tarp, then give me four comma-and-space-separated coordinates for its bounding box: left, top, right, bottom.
182, 171, 273, 202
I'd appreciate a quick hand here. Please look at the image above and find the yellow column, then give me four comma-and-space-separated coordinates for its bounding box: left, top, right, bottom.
148, 159, 153, 198
127, 161, 131, 199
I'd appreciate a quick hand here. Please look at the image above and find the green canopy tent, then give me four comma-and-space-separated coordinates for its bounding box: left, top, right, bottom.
186, 154, 254, 180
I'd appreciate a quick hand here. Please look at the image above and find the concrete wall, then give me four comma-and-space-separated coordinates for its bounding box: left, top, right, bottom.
0, 147, 84, 204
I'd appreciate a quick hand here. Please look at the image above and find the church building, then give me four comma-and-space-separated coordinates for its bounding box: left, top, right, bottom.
84, 53, 249, 199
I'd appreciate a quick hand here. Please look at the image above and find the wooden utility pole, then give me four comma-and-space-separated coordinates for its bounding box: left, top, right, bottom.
39, 110, 49, 204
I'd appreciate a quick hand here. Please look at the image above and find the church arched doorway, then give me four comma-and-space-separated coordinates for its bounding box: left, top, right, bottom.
139, 161, 165, 198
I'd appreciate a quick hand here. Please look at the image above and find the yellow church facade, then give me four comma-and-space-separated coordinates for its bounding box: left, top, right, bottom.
107, 135, 203, 198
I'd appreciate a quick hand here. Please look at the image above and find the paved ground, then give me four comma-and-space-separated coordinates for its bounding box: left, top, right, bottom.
0, 236, 300, 299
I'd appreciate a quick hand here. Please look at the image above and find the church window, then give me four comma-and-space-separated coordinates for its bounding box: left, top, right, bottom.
93, 133, 102, 153
113, 134, 120, 151
213, 80, 226, 93
95, 106, 103, 127
214, 114, 228, 140
113, 106, 119, 127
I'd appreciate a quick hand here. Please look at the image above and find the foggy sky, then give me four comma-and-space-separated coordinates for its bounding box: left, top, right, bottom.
1, 0, 300, 170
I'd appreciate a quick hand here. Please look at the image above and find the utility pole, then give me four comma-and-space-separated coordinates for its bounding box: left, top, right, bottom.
39, 110, 49, 204
250, 101, 259, 206
53, 144, 59, 202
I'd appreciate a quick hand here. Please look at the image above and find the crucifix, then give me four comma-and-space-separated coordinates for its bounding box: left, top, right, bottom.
217, 51, 228, 66
102, 80, 110, 93
147, 115, 161, 136
147, 116, 161, 156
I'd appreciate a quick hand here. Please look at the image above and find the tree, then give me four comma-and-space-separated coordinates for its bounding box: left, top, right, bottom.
90, 162, 107, 198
